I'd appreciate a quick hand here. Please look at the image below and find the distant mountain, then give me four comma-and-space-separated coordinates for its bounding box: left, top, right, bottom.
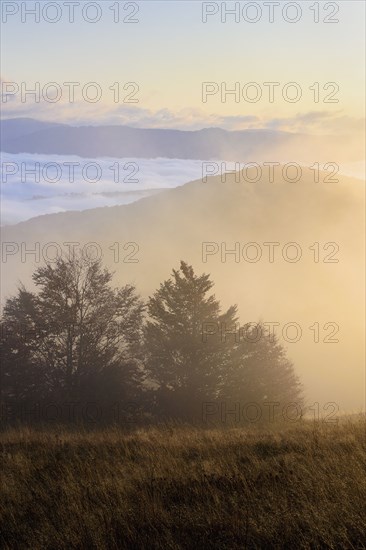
0, 118, 66, 142
1, 118, 361, 161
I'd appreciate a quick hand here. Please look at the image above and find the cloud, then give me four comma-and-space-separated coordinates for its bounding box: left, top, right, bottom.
264, 111, 365, 135
1, 153, 207, 225
2, 76, 364, 135
2, 152, 364, 226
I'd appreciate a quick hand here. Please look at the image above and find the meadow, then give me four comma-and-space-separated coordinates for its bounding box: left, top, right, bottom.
1, 418, 365, 549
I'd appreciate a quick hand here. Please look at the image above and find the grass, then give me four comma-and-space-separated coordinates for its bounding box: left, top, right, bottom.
1, 418, 365, 549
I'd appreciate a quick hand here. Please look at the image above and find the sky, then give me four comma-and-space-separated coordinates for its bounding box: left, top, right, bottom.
1, 0, 365, 134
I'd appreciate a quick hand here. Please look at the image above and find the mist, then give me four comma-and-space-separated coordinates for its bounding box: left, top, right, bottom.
1, 164, 364, 412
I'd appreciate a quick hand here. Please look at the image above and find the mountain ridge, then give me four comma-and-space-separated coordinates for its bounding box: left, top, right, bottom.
1, 118, 362, 161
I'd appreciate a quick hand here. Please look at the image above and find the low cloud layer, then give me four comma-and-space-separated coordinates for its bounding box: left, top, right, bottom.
2, 153, 364, 225
1, 154, 208, 225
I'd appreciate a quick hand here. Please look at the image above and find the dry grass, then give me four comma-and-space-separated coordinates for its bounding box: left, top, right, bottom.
1, 419, 365, 549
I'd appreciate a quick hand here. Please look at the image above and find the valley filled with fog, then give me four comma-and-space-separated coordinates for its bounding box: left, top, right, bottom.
2, 152, 365, 225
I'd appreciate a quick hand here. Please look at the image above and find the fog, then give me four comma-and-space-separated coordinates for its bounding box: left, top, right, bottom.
1, 164, 364, 413
1, 152, 364, 224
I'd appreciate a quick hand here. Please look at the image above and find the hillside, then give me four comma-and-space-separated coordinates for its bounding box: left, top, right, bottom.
1, 166, 364, 410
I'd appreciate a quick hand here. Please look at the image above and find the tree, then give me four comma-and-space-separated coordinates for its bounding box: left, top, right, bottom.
144, 262, 303, 423
0, 287, 45, 403
1, 257, 304, 426
144, 261, 238, 420
0, 254, 145, 423
220, 322, 304, 422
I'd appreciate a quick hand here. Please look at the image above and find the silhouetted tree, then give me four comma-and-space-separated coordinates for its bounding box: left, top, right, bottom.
144, 262, 303, 422
144, 261, 238, 419
1, 288, 45, 403
1, 255, 145, 423
219, 322, 304, 422
1, 257, 303, 427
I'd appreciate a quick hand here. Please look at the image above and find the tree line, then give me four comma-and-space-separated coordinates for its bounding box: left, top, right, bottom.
0, 256, 303, 426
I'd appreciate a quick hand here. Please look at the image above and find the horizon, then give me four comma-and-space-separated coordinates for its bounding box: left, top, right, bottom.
2, 116, 362, 137
1, 2, 365, 134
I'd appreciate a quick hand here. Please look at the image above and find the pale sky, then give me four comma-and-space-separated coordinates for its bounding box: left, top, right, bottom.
1, 1, 365, 132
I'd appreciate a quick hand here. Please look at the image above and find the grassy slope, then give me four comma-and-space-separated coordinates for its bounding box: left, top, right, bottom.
1, 419, 365, 549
